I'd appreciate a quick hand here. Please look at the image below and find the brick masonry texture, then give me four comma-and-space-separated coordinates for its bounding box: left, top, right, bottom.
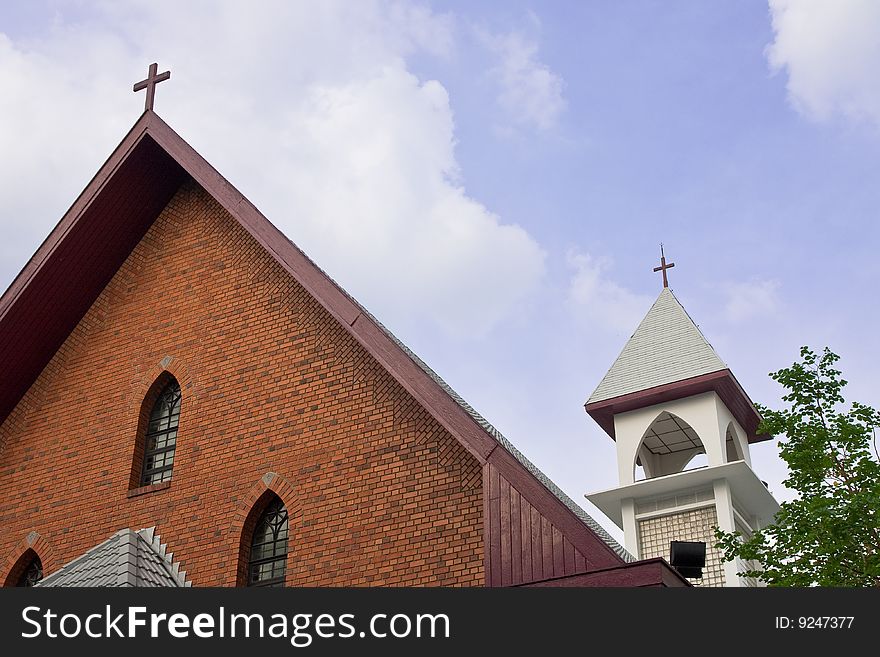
0, 182, 484, 586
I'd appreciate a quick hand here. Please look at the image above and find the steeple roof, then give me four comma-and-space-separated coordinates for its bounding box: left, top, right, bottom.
588, 288, 726, 404
585, 288, 769, 445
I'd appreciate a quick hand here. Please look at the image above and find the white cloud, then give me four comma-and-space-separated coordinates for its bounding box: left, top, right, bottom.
767, 0, 880, 126
565, 250, 652, 333
0, 28, 138, 282
266, 64, 546, 337
0, 0, 545, 338
478, 28, 566, 132
722, 278, 781, 323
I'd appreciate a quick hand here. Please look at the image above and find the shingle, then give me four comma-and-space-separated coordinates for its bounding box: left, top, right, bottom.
38, 527, 190, 587
588, 288, 726, 404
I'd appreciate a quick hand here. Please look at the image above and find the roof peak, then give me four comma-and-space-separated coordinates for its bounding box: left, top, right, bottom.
587, 286, 726, 405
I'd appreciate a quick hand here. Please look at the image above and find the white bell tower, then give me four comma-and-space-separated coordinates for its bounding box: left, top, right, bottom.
585, 254, 778, 586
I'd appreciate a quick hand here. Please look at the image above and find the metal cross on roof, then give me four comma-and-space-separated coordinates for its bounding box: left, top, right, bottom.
133, 63, 171, 112
653, 244, 675, 288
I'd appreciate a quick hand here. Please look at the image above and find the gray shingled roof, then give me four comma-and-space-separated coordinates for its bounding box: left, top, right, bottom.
38, 527, 190, 587
588, 288, 726, 404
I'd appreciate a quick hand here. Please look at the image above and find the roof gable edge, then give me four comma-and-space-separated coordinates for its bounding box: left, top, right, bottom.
0, 113, 154, 322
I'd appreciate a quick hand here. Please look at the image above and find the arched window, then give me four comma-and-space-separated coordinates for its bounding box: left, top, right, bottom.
6, 550, 44, 588
17, 555, 43, 587
247, 497, 289, 587
140, 379, 181, 486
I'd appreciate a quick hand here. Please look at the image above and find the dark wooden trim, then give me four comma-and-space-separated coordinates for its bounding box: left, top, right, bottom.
489, 449, 623, 570
518, 558, 690, 588
145, 111, 498, 464
144, 112, 362, 328
520, 493, 532, 581
500, 475, 511, 585
541, 517, 552, 577
0, 116, 151, 322
575, 549, 586, 573
563, 538, 575, 574
488, 463, 502, 587
482, 462, 491, 587
530, 506, 542, 579
0, 123, 186, 427
348, 318, 497, 462
585, 369, 770, 444
509, 487, 522, 583
660, 560, 692, 587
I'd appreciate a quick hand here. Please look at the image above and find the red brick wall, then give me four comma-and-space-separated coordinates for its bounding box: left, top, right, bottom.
0, 182, 484, 586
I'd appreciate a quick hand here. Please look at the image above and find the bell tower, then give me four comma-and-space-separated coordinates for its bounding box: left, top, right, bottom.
584, 254, 778, 586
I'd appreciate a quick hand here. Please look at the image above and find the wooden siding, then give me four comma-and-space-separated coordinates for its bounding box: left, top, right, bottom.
486, 463, 596, 586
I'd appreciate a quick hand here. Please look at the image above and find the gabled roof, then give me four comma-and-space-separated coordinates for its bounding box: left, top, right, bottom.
585, 288, 768, 444
38, 527, 190, 587
588, 288, 726, 404
0, 110, 632, 565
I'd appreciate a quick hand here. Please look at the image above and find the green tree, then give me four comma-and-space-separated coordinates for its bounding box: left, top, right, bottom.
715, 347, 880, 586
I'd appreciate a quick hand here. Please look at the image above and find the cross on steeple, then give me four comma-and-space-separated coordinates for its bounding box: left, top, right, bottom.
133, 63, 171, 112
653, 244, 675, 288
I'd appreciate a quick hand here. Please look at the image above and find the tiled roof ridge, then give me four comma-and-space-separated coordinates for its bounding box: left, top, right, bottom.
136, 526, 191, 587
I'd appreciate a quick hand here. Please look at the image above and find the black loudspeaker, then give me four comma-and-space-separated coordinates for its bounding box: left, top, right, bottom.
670, 541, 706, 579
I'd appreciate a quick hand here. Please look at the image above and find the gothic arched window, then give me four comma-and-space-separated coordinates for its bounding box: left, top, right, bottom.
17, 555, 43, 587
247, 497, 289, 587
140, 379, 181, 486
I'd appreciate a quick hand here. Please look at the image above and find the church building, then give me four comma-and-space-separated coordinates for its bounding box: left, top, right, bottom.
0, 67, 771, 588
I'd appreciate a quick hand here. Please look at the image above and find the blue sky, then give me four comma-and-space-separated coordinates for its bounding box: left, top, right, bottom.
2, 1, 879, 541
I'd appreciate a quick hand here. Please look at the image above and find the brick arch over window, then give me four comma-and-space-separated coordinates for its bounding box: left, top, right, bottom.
1, 531, 57, 587
127, 356, 199, 492
229, 473, 301, 587
129, 356, 199, 418
129, 371, 181, 488
131, 355, 200, 400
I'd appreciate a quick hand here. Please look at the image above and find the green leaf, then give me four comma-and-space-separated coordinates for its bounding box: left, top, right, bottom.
715, 347, 880, 587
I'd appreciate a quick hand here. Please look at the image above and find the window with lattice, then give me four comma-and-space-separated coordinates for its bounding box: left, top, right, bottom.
247, 497, 289, 587
140, 379, 181, 486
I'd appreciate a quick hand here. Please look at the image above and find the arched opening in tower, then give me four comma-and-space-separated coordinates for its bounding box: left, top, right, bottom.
635, 411, 707, 481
